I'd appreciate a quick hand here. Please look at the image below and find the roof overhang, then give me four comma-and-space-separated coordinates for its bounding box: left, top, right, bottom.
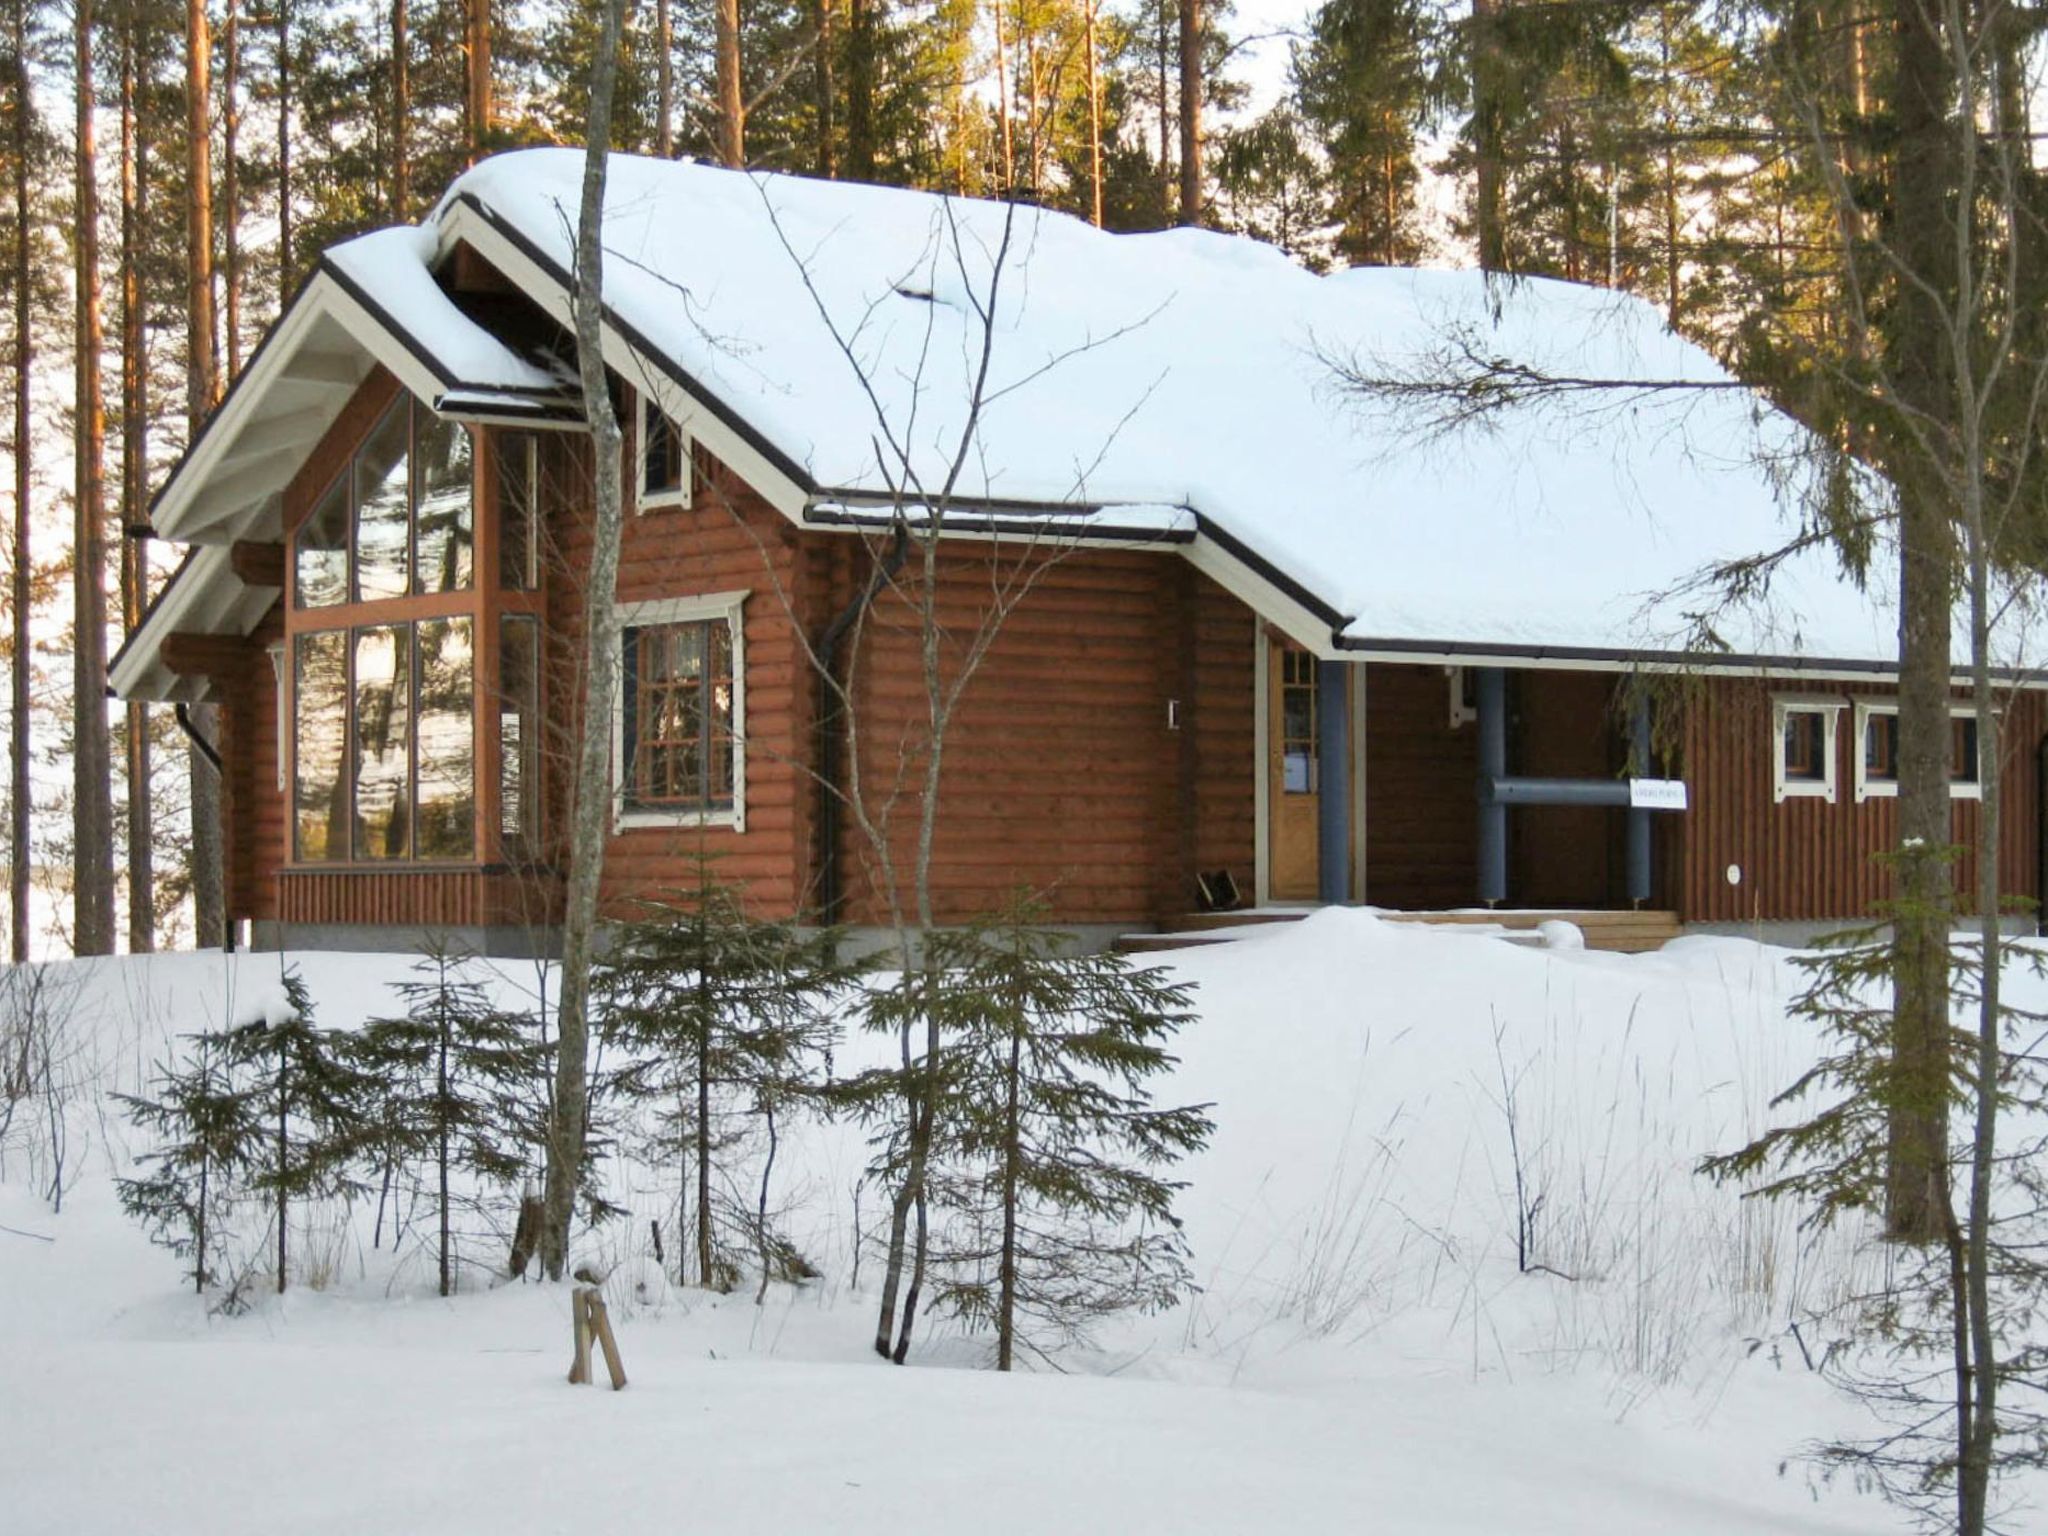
151, 250, 577, 548
114, 230, 580, 702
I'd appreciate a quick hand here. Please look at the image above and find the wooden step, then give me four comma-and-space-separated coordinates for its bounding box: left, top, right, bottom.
1120, 907, 1682, 956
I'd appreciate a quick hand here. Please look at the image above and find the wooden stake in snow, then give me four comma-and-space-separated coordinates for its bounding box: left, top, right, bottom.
567, 1286, 627, 1390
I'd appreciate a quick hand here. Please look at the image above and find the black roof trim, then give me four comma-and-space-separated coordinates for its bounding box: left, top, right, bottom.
1187, 511, 1351, 630
1332, 629, 2038, 683
803, 503, 1195, 545
107, 546, 204, 677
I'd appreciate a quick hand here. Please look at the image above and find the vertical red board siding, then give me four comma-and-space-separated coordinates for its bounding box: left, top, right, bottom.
1364, 662, 1480, 909
1676, 676, 2043, 924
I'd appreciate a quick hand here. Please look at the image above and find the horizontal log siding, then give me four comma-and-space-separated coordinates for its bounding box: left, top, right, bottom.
541, 434, 819, 919
1189, 573, 1257, 900
1677, 676, 2043, 923
224, 604, 286, 925
833, 543, 1200, 928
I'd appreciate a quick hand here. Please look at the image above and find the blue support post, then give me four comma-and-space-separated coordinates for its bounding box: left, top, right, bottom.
1627, 691, 1653, 907
1476, 667, 1507, 906
1317, 659, 1351, 905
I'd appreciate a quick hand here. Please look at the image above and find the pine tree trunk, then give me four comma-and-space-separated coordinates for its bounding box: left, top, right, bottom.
74, 0, 117, 959
696, 995, 712, 1285
811, 0, 832, 177
656, 0, 673, 157
1469, 0, 1505, 271
10, 0, 33, 965
186, 0, 225, 951
465, 0, 490, 163
1085, 0, 1102, 228
1176, 0, 1199, 225
274, 0, 291, 286
1883, 0, 1955, 1248
185, 0, 215, 410
715, 0, 742, 167
391, 0, 408, 218
222, 0, 241, 378
438, 1025, 451, 1296
993, 0, 1012, 193
996, 1025, 1021, 1370
542, 0, 627, 1282
275, 1046, 287, 1293
119, 0, 154, 954
844, 0, 874, 180
1155, 0, 1170, 210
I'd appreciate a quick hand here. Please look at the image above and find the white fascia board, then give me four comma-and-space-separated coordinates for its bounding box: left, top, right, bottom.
436, 200, 813, 524
110, 546, 237, 700
1184, 531, 1349, 658
151, 281, 340, 540
320, 278, 460, 418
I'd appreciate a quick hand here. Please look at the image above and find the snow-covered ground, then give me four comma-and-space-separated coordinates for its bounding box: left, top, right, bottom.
1, 914, 2026, 1533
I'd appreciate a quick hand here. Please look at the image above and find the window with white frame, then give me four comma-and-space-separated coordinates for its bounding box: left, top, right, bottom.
1773, 696, 1845, 804
613, 591, 747, 830
637, 392, 692, 513
1952, 713, 1983, 798
1854, 700, 1899, 801
1853, 699, 1986, 801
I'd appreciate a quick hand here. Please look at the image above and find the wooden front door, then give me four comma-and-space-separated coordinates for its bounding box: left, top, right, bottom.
1268, 639, 1320, 900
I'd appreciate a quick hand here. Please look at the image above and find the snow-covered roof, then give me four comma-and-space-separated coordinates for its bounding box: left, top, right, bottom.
120, 147, 1936, 703
439, 148, 1900, 670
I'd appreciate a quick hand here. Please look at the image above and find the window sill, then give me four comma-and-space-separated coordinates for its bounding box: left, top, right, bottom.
1856, 783, 1983, 802
635, 491, 693, 516
614, 805, 744, 833
1774, 782, 1835, 804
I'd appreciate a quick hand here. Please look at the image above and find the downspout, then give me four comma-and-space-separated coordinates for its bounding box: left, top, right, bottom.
174, 699, 223, 772
815, 524, 910, 927
174, 700, 233, 952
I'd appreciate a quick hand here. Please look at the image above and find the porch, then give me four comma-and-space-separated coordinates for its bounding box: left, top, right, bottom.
1252, 634, 1681, 917
1118, 907, 1684, 955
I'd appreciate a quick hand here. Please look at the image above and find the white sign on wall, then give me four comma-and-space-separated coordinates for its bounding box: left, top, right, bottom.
1629, 778, 1690, 811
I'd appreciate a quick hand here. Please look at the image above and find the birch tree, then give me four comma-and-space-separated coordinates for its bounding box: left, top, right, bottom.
538, 0, 629, 1283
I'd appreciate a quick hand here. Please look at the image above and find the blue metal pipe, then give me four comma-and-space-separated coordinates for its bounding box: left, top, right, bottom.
1476, 668, 1508, 905
1317, 659, 1350, 905
1627, 690, 1653, 906
1481, 776, 1632, 807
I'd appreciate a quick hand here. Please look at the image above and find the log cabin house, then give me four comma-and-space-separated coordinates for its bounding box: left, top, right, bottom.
109, 150, 2047, 955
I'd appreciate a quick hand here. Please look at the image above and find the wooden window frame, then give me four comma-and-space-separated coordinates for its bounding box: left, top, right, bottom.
635, 392, 694, 515
1852, 699, 1987, 801
612, 590, 748, 833
1772, 695, 1845, 804
284, 390, 540, 872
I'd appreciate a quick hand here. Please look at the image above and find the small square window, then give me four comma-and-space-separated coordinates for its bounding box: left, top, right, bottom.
1855, 702, 1899, 801
1773, 697, 1844, 804
1854, 700, 1987, 801
1952, 715, 1982, 798
638, 394, 692, 512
